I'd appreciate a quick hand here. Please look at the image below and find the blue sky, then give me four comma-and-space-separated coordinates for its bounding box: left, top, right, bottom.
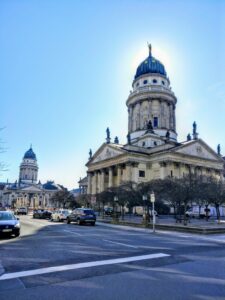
0, 0, 225, 189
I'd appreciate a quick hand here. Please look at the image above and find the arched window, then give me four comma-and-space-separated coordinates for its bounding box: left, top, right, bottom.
153, 79, 157, 84
153, 117, 158, 128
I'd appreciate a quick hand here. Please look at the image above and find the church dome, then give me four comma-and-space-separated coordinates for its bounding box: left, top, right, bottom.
134, 45, 167, 80
23, 147, 36, 160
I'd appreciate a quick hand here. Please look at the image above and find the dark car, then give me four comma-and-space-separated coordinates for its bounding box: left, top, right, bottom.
0, 211, 20, 237
33, 209, 52, 219
67, 208, 96, 226
104, 207, 113, 216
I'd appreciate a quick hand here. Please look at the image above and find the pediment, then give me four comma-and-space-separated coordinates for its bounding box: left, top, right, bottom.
91, 144, 125, 164
20, 185, 43, 192
173, 139, 221, 161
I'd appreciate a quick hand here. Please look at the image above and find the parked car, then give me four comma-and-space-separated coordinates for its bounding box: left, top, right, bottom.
51, 209, 71, 222
15, 207, 27, 215
0, 210, 20, 237
33, 209, 52, 219
185, 207, 211, 218
104, 207, 113, 216
67, 208, 96, 225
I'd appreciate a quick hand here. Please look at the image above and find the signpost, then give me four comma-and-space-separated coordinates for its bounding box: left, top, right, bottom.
150, 191, 156, 233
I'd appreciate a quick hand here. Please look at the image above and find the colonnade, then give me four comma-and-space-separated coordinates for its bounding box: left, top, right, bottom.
87, 160, 223, 195
87, 162, 140, 195
128, 99, 176, 133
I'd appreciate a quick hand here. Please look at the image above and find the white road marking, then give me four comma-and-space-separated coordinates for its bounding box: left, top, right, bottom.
63, 230, 82, 236
103, 239, 139, 248
0, 253, 170, 281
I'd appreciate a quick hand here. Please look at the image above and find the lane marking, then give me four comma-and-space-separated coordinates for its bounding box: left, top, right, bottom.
63, 230, 82, 236
103, 239, 139, 248
0, 253, 170, 281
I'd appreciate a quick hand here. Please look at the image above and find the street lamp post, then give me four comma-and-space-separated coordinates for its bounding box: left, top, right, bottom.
150, 191, 156, 233
142, 194, 148, 226
113, 196, 119, 222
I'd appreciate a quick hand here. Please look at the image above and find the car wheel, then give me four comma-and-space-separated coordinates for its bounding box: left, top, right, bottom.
57, 217, 60, 222
67, 218, 71, 224
14, 232, 20, 237
77, 219, 82, 225
91, 222, 95, 226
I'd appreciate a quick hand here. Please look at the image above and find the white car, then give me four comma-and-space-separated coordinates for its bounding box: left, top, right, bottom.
185, 207, 211, 218
15, 207, 27, 215
51, 209, 71, 222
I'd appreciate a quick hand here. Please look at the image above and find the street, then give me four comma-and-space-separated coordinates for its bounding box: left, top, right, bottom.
0, 215, 225, 300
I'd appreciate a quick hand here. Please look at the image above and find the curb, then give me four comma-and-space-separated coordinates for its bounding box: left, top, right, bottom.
97, 219, 225, 235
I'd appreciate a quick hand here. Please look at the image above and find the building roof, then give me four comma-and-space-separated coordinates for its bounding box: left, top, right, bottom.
134, 47, 167, 80
42, 181, 59, 190
23, 147, 37, 160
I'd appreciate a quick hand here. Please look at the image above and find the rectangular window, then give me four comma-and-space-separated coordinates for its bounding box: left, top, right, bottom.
139, 170, 145, 177
153, 117, 158, 128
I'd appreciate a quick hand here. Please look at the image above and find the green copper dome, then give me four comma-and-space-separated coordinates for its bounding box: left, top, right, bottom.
134, 45, 167, 80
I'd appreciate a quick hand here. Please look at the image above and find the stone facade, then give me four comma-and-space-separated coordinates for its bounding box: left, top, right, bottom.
86, 46, 224, 195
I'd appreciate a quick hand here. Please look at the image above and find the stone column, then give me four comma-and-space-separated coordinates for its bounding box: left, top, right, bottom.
132, 163, 139, 182
126, 163, 132, 182
190, 165, 195, 175
159, 162, 167, 179
148, 100, 152, 119
97, 171, 101, 194
108, 167, 113, 188
128, 106, 133, 133
92, 171, 97, 195
117, 165, 122, 186
173, 105, 176, 132
87, 173, 92, 194
100, 170, 105, 192
136, 102, 141, 130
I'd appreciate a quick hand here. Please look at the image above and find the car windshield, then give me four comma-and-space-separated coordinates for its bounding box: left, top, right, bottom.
62, 210, 70, 215
0, 212, 16, 221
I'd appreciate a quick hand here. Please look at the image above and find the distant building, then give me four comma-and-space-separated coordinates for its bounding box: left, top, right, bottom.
70, 188, 81, 198
86, 45, 224, 194
78, 176, 88, 194
1, 147, 62, 209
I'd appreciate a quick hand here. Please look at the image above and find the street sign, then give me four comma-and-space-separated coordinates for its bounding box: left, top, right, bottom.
150, 193, 155, 203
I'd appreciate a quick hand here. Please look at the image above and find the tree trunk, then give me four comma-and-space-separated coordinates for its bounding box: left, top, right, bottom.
215, 204, 221, 223
183, 203, 188, 226
198, 205, 201, 219
121, 206, 125, 220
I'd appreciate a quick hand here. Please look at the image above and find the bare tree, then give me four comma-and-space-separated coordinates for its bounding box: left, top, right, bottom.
50, 187, 76, 209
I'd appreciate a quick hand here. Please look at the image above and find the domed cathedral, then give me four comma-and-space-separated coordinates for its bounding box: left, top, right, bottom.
19, 146, 38, 184
86, 45, 224, 196
1, 146, 62, 209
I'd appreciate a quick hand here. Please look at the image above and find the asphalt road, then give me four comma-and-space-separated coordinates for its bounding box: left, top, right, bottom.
0, 215, 225, 300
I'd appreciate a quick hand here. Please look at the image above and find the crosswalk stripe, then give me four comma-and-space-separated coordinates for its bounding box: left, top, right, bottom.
0, 253, 170, 280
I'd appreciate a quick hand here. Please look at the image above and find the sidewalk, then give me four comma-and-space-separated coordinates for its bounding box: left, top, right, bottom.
97, 214, 225, 234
